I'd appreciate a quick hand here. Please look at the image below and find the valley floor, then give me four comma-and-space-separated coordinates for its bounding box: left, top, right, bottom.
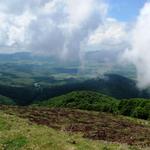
0, 106, 150, 150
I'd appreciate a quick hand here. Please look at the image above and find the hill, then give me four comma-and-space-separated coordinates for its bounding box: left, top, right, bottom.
0, 106, 150, 149
36, 91, 119, 114
35, 91, 150, 120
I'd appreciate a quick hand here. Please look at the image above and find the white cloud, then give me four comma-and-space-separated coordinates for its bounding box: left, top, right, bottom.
123, 2, 150, 88
0, 0, 108, 57
7, 11, 36, 46
87, 18, 129, 51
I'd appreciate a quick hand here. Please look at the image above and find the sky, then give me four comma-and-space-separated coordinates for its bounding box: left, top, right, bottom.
0, 0, 147, 54
107, 0, 147, 21
0, 0, 150, 88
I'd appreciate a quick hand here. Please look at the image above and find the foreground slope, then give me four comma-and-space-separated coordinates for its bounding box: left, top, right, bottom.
0, 105, 150, 149
0, 110, 143, 150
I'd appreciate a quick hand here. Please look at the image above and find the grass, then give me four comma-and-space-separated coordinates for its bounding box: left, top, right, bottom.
0, 110, 147, 150
3, 136, 28, 150
0, 118, 10, 131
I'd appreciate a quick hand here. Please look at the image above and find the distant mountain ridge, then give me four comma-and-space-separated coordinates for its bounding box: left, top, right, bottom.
0, 50, 119, 63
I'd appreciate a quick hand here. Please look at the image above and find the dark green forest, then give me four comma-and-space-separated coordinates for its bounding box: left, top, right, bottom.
35, 91, 150, 120
0, 74, 149, 106
0, 53, 150, 121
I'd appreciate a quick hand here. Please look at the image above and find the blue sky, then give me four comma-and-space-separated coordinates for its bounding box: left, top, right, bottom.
107, 0, 148, 22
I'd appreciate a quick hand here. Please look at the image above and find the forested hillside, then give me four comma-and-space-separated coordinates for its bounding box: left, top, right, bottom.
0, 74, 149, 106
36, 91, 150, 120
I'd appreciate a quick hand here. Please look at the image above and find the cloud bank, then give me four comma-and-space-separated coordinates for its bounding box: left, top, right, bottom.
87, 18, 128, 52
0, 0, 128, 57
0, 0, 108, 57
124, 2, 150, 88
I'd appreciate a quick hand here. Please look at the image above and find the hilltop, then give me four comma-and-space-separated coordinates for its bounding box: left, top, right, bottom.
35, 91, 150, 120
35, 91, 119, 113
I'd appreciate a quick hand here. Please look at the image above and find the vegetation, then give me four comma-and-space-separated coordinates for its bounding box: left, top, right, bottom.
119, 98, 150, 120
0, 52, 150, 149
0, 95, 15, 105
0, 52, 148, 106
0, 110, 143, 150
1, 73, 150, 106
36, 91, 119, 114
36, 91, 150, 120
0, 52, 136, 87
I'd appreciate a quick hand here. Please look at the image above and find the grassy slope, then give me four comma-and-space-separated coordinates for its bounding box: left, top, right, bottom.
1, 106, 150, 149
0, 111, 140, 150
